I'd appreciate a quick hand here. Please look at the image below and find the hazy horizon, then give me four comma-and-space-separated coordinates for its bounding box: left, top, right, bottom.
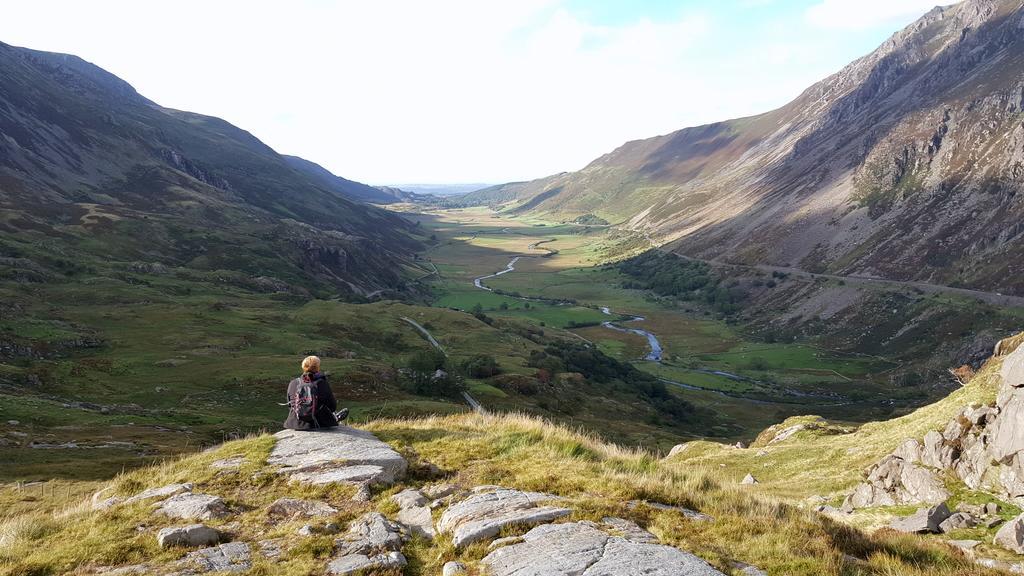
2, 0, 943, 185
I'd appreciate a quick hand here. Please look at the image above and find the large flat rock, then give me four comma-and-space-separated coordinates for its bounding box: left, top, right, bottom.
269, 427, 407, 486
482, 522, 725, 576
438, 487, 570, 548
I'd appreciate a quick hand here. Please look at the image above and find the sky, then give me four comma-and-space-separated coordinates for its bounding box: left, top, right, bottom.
1, 0, 943, 185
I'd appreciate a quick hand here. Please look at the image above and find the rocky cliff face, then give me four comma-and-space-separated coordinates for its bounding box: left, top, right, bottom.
470, 0, 1024, 295
845, 335, 1024, 513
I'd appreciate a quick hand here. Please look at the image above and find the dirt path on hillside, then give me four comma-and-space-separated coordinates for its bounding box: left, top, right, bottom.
400, 316, 484, 413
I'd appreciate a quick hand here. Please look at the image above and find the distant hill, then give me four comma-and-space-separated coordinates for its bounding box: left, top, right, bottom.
463, 0, 1024, 295
282, 155, 414, 204
389, 183, 494, 197
0, 41, 422, 296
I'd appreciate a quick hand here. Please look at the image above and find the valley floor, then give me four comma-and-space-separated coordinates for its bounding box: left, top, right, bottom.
409, 207, 963, 439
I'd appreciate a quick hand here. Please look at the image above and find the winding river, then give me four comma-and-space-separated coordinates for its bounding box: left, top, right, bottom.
471, 251, 664, 362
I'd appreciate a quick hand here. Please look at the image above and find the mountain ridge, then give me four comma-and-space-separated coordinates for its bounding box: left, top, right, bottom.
458, 0, 1024, 295
0, 40, 424, 295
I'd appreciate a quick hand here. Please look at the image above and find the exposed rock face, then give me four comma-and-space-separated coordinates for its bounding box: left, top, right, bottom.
460, 1, 1024, 299
268, 427, 407, 487
437, 487, 571, 548
480, 522, 725, 576
994, 513, 1024, 553
442, 561, 468, 576
847, 342, 1024, 510
156, 524, 220, 548
843, 451, 949, 509
125, 483, 194, 505
326, 551, 406, 576
392, 488, 435, 538
181, 542, 251, 573
154, 493, 229, 521
328, 512, 408, 575
938, 512, 976, 533
266, 497, 338, 519
601, 517, 659, 544
890, 503, 952, 533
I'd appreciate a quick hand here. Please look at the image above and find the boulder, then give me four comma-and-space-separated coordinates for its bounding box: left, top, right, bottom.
269, 427, 407, 487
892, 439, 922, 463
326, 551, 406, 575
480, 522, 725, 576
899, 463, 950, 504
741, 474, 758, 485
768, 424, 806, 445
334, 512, 405, 557
954, 435, 989, 489
994, 513, 1024, 554
437, 487, 571, 548
325, 512, 408, 574
889, 502, 951, 533
947, 539, 981, 552
156, 524, 220, 548
442, 561, 468, 576
844, 455, 948, 509
667, 443, 691, 458
266, 497, 338, 519
391, 488, 428, 509
155, 493, 229, 520
938, 512, 976, 533
1000, 453, 1024, 498
181, 542, 251, 573
397, 504, 435, 539
921, 431, 958, 469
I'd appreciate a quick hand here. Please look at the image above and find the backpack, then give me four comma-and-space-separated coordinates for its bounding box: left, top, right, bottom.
291, 376, 319, 425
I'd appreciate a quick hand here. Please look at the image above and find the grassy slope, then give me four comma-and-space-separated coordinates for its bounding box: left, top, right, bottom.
0, 405, 1008, 576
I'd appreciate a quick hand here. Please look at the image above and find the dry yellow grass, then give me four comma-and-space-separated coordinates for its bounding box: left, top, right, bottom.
0, 352, 1014, 576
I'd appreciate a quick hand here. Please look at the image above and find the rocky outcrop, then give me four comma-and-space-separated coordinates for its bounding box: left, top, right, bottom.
391, 488, 435, 539
843, 451, 949, 509
179, 542, 251, 573
266, 497, 337, 519
327, 512, 408, 575
480, 521, 725, 576
889, 503, 951, 533
154, 493, 229, 521
156, 524, 220, 548
437, 487, 571, 548
846, 342, 1024, 510
268, 427, 407, 488
994, 513, 1024, 554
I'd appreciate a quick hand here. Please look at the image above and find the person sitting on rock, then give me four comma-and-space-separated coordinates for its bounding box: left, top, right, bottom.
283, 355, 349, 430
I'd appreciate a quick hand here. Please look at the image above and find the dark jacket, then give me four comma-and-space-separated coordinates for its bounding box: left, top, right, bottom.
283, 371, 339, 431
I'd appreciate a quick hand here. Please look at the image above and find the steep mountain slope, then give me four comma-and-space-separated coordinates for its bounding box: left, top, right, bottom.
469, 0, 1024, 295
282, 155, 414, 204
0, 41, 422, 295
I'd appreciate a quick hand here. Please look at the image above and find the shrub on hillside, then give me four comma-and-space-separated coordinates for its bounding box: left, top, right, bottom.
462, 354, 501, 378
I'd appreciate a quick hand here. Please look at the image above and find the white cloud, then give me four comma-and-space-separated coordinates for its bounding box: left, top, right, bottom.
805, 0, 940, 30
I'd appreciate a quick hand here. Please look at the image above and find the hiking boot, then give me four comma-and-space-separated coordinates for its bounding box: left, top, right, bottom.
334, 408, 349, 422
